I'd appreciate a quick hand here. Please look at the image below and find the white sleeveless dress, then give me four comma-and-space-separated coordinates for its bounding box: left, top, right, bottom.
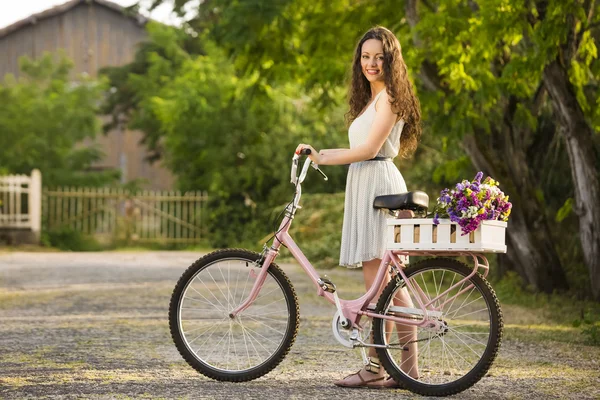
339, 90, 407, 268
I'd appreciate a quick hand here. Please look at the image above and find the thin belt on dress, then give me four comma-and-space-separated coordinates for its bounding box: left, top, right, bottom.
366, 156, 392, 162
348, 156, 393, 166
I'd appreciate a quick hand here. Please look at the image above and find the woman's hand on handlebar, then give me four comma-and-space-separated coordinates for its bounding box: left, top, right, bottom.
295, 143, 321, 164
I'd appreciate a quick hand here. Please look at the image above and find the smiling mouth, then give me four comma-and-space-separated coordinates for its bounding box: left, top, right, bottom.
366, 69, 380, 75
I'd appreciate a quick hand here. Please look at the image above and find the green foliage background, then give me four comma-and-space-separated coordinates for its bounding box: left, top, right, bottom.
100, 0, 600, 300
1, 0, 599, 303
0, 53, 120, 187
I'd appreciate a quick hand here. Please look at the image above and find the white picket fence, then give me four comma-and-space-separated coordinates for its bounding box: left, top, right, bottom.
1, 170, 208, 244
0, 169, 42, 238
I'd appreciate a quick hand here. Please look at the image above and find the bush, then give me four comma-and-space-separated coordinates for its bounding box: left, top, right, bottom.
573, 311, 600, 346
43, 227, 104, 251
269, 192, 345, 269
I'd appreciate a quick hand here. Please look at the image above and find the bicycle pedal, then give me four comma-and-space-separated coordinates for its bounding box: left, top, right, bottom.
317, 276, 336, 293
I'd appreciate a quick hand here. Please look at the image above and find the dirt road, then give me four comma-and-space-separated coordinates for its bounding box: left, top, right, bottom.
0, 251, 597, 399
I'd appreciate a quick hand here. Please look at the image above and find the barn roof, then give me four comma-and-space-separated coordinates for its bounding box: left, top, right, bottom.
0, 0, 148, 39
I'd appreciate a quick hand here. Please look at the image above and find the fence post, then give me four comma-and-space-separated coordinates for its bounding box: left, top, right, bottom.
29, 169, 42, 243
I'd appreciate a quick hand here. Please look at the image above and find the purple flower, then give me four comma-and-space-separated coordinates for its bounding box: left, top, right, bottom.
432, 173, 511, 235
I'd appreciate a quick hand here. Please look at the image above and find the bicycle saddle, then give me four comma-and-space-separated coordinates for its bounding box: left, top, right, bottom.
373, 191, 429, 212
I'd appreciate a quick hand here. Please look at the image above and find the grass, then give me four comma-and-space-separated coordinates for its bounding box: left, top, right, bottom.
0, 241, 213, 255
491, 271, 600, 346
0, 244, 61, 253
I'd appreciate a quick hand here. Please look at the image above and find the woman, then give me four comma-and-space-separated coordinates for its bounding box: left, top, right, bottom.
295, 26, 422, 389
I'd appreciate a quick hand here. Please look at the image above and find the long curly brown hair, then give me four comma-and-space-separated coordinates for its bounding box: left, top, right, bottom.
346, 26, 422, 158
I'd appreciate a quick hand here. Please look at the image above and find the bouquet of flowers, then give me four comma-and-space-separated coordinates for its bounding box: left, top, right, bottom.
432, 172, 512, 235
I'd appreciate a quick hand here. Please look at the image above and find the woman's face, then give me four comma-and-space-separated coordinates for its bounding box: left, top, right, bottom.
360, 38, 385, 83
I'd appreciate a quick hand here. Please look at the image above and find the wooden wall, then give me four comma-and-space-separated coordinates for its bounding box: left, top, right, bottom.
0, 2, 175, 190
0, 3, 147, 79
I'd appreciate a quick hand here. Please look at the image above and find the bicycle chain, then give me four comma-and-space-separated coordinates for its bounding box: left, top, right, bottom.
388, 334, 442, 349
382, 313, 446, 349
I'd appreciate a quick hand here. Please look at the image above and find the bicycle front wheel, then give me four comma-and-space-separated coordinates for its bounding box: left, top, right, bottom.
169, 249, 299, 381
373, 257, 503, 396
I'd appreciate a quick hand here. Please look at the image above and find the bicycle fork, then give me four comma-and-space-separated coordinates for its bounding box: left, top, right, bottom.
229, 245, 276, 318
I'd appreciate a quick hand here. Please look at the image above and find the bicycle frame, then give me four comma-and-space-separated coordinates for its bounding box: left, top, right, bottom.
230, 210, 491, 331
230, 154, 491, 333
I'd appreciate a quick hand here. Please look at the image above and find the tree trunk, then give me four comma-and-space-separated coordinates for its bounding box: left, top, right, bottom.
463, 134, 569, 293
543, 60, 600, 300
405, 0, 569, 294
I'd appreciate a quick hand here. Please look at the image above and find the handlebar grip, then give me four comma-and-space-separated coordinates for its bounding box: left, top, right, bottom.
300, 148, 312, 155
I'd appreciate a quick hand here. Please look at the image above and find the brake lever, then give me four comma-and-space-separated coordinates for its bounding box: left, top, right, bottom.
296, 148, 327, 181
311, 164, 328, 181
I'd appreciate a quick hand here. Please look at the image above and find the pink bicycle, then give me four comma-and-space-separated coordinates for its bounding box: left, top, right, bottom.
169, 150, 503, 396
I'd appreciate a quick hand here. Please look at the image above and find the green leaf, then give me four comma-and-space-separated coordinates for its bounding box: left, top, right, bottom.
556, 198, 574, 222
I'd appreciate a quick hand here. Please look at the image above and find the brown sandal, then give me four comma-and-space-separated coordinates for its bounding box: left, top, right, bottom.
365, 376, 406, 389
334, 358, 386, 388
334, 369, 385, 388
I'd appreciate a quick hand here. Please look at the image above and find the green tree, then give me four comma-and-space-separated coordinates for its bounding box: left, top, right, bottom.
137, 0, 599, 297
102, 23, 349, 246
403, 0, 600, 297
0, 53, 119, 187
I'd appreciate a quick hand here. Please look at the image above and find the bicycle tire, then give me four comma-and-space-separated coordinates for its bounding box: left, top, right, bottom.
373, 257, 503, 396
169, 248, 299, 381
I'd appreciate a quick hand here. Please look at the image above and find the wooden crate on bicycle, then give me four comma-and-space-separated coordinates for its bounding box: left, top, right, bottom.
387, 218, 507, 253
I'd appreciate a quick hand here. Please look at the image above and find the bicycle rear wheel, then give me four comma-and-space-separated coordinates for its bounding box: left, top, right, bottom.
169, 249, 299, 381
373, 257, 503, 396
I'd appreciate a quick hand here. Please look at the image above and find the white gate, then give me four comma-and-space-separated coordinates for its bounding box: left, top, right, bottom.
0, 169, 42, 240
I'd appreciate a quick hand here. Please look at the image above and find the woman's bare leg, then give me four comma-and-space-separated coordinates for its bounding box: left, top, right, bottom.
362, 258, 390, 359
334, 258, 388, 386
364, 259, 419, 379
392, 287, 419, 378
335, 258, 419, 386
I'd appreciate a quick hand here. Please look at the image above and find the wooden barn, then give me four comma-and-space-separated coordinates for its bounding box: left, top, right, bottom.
0, 0, 175, 190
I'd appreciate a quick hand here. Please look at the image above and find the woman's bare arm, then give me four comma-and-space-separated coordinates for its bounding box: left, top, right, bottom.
319, 148, 347, 155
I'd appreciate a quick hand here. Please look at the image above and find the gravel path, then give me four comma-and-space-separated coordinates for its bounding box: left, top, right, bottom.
0, 251, 598, 399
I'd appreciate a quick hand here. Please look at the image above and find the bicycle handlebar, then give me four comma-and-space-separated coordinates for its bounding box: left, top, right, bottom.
290, 148, 327, 187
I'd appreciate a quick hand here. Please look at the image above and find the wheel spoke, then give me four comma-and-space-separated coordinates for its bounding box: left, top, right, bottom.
239, 318, 263, 364
185, 318, 227, 343
195, 276, 228, 311
244, 315, 287, 336
451, 305, 488, 320
448, 286, 476, 319
188, 285, 225, 312
205, 268, 230, 310
447, 327, 488, 347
